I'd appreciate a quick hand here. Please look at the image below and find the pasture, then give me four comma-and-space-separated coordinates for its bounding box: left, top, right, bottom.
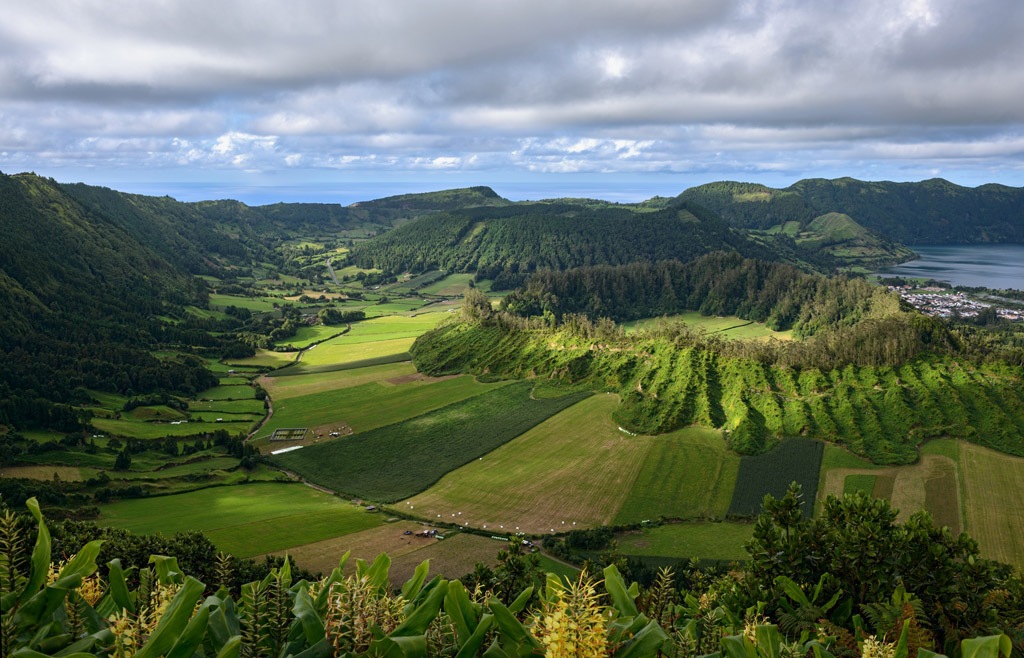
405, 395, 649, 533
97, 482, 380, 557
274, 525, 503, 583
615, 522, 753, 562
276, 324, 348, 349
614, 427, 739, 523
254, 374, 502, 446
224, 349, 298, 368
90, 417, 255, 439
257, 362, 416, 400
419, 273, 476, 297
960, 442, 1024, 568
621, 311, 793, 341
271, 382, 591, 502
299, 336, 416, 367
0, 465, 82, 481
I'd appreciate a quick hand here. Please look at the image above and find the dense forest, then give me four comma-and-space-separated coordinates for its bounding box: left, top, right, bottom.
501, 253, 898, 335
680, 177, 1024, 244
349, 201, 774, 288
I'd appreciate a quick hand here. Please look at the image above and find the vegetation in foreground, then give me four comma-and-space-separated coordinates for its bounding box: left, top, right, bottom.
1, 484, 1021, 658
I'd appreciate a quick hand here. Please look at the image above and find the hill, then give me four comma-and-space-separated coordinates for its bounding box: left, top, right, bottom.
348, 201, 777, 288
679, 177, 1024, 244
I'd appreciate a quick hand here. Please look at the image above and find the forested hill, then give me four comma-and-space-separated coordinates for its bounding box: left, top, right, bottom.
0, 172, 219, 430
679, 177, 1024, 244
501, 252, 895, 335
348, 201, 775, 288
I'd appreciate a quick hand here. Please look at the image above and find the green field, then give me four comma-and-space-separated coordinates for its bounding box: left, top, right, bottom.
300, 336, 416, 367
189, 398, 266, 414
728, 438, 824, 516
405, 395, 648, 533
201, 384, 256, 400
209, 294, 287, 312
614, 427, 739, 523
276, 324, 348, 349
97, 482, 381, 557
272, 382, 592, 502
90, 418, 255, 439
956, 443, 1024, 567
419, 273, 476, 297
259, 362, 416, 400
615, 522, 753, 562
224, 349, 298, 369
255, 374, 502, 445
621, 311, 793, 341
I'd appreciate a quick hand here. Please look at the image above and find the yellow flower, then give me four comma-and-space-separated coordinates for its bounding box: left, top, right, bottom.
534, 573, 609, 658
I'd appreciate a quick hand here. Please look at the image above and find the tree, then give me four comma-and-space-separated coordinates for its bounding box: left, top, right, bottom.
114, 449, 132, 471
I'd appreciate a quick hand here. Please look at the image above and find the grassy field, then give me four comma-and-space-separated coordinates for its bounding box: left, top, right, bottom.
960, 442, 1024, 568
275, 525, 503, 583
201, 385, 256, 400
209, 294, 286, 313
615, 522, 753, 562
254, 375, 502, 446
300, 336, 416, 367
614, 427, 739, 523
258, 362, 417, 400
189, 398, 266, 414
419, 273, 476, 297
1, 465, 82, 481
272, 383, 591, 502
224, 350, 298, 369
276, 324, 348, 349
91, 418, 255, 439
729, 438, 824, 516
621, 311, 793, 341
97, 482, 381, 557
404, 395, 648, 533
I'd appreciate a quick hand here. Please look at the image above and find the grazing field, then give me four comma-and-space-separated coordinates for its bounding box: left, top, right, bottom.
189, 398, 266, 414
819, 453, 962, 532
272, 382, 592, 502
98, 482, 380, 557
404, 395, 647, 533
275, 525, 502, 583
0, 465, 82, 481
621, 311, 793, 341
300, 336, 416, 367
419, 273, 475, 296
254, 375, 502, 446
728, 438, 824, 516
258, 362, 416, 400
224, 349, 298, 369
276, 324, 348, 349
90, 418, 255, 439
270, 353, 413, 378
614, 427, 739, 523
960, 442, 1024, 568
209, 294, 286, 312
201, 384, 256, 400
615, 522, 753, 562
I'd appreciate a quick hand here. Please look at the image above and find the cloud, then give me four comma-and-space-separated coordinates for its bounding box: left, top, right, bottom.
0, 0, 1022, 191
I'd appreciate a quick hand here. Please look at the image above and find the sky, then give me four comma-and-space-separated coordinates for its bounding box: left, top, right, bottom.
1, 0, 1023, 205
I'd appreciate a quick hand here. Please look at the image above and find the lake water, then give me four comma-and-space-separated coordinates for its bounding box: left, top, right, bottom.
875, 244, 1024, 290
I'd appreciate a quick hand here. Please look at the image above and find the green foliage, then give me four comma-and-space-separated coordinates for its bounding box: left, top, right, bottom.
680, 177, 1024, 245
271, 382, 591, 501
350, 201, 772, 288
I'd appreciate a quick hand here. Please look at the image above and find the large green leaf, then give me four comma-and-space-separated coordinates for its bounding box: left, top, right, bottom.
603, 565, 640, 618
292, 586, 325, 645
754, 625, 782, 658
961, 635, 1012, 658
165, 605, 211, 658
132, 577, 205, 658
103, 559, 134, 614
455, 614, 495, 658
148, 555, 184, 585
391, 578, 448, 637
612, 620, 671, 658
401, 560, 431, 601
213, 635, 242, 658
18, 498, 51, 605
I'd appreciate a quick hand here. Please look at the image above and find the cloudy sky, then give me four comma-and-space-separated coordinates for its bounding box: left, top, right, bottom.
1, 0, 1023, 204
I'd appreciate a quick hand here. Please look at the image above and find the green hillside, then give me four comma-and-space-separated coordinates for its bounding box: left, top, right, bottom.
680, 177, 1024, 244
349, 201, 776, 288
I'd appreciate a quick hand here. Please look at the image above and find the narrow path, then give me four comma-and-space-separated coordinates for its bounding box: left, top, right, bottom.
277, 468, 339, 496
246, 396, 273, 442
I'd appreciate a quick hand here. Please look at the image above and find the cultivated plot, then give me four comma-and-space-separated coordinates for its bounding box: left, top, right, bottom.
615, 522, 753, 562
405, 395, 648, 534
960, 442, 1024, 568
98, 482, 380, 557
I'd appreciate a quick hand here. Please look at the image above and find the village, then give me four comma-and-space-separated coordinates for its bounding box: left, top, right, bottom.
889, 285, 1024, 322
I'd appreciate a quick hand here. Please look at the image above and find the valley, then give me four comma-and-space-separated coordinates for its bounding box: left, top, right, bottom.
3, 171, 1024, 589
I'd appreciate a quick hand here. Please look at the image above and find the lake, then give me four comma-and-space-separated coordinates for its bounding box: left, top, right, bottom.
875, 244, 1024, 290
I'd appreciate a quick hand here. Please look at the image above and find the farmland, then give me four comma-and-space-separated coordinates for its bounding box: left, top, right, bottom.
621, 311, 794, 341
614, 427, 739, 523
258, 361, 416, 399
615, 522, 753, 562
958, 442, 1024, 567
271, 382, 592, 501
98, 482, 381, 557
404, 395, 649, 533
728, 438, 824, 516
253, 373, 502, 446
